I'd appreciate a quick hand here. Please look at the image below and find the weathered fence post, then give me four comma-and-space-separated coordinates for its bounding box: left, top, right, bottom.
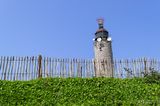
144, 58, 147, 75
38, 55, 42, 78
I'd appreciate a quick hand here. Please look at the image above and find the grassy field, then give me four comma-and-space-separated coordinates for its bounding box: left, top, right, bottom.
0, 78, 160, 106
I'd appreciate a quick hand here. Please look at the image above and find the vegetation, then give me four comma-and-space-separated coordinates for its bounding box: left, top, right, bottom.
144, 70, 160, 84
0, 78, 160, 106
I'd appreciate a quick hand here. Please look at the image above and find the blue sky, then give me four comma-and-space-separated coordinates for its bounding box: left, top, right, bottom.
0, 0, 160, 59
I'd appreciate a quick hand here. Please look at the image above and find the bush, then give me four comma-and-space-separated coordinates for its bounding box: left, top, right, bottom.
0, 78, 160, 105
144, 70, 160, 84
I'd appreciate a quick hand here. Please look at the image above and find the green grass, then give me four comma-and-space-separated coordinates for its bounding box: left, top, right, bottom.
0, 78, 160, 106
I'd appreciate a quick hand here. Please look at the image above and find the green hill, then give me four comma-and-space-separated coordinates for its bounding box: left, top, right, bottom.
0, 78, 160, 106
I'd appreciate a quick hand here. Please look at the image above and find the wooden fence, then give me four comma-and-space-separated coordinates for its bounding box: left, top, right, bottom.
0, 56, 160, 80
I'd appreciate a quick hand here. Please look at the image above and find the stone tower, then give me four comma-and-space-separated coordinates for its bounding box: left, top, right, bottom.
93, 19, 113, 77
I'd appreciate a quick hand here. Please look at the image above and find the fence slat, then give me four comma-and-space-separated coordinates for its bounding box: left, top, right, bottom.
1, 57, 5, 80
45, 57, 49, 77
22, 57, 26, 80
49, 57, 52, 77
25, 57, 29, 80
7, 57, 12, 80
13, 57, 17, 80
31, 57, 34, 80
54, 58, 57, 77
0, 57, 2, 76
34, 56, 37, 79
10, 57, 14, 80
4, 57, 9, 80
